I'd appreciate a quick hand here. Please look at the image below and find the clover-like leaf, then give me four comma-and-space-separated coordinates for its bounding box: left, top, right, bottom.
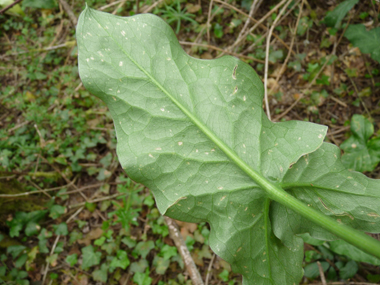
77, 8, 380, 284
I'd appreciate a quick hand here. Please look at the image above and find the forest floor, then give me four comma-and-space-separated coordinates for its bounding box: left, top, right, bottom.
0, 0, 380, 284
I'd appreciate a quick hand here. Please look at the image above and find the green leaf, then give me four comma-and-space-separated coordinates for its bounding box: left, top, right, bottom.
274, 142, 380, 247
15, 254, 28, 268
133, 269, 152, 285
22, 0, 57, 9
65, 254, 78, 266
345, 24, 380, 63
49, 205, 66, 219
77, 8, 380, 284
53, 223, 68, 236
268, 50, 283, 64
54, 242, 64, 253
159, 244, 178, 260
367, 274, 380, 283
0, 266, 6, 277
14, 280, 29, 285
94, 236, 106, 246
92, 263, 108, 283
99, 152, 113, 167
218, 269, 230, 281
304, 261, 329, 279
324, 0, 359, 28
340, 114, 380, 172
46, 254, 58, 266
69, 231, 83, 245
297, 17, 313, 36
339, 260, 358, 279
38, 229, 52, 254
7, 245, 26, 259
25, 221, 40, 237
81, 245, 101, 270
85, 202, 97, 212
329, 239, 380, 265
133, 241, 155, 259
121, 236, 137, 248
0, 0, 24, 16
214, 23, 224, 38
153, 256, 170, 275
109, 250, 130, 271
130, 259, 149, 274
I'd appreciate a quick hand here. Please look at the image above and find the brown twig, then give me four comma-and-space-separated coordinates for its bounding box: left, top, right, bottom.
327, 126, 350, 136
264, 0, 293, 121
27, 180, 52, 199
213, 0, 294, 57
0, 182, 72, 197
41, 235, 60, 285
112, 0, 127, 15
269, 0, 304, 95
58, 0, 77, 26
274, 7, 351, 122
234, 0, 262, 50
99, 0, 124, 11
205, 253, 216, 285
39, 155, 89, 202
206, 0, 213, 44
69, 192, 126, 208
0, 0, 23, 15
219, 0, 289, 53
273, 93, 304, 121
41, 206, 84, 285
141, 0, 165, 14
164, 216, 204, 285
317, 261, 327, 285
329, 95, 347, 108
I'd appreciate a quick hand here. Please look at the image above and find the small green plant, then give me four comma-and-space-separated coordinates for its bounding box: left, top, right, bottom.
324, 0, 358, 29
159, 0, 197, 34
77, 7, 380, 284
323, 0, 380, 63
302, 233, 380, 281
340, 114, 380, 172
108, 176, 143, 232
344, 24, 380, 63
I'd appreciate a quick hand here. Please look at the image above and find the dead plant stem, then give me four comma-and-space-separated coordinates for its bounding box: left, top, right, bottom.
264, 0, 293, 121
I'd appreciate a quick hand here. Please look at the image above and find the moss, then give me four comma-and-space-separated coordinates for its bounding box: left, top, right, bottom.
0, 179, 48, 227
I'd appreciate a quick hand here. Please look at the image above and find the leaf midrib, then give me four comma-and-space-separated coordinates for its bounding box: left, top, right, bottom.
87, 8, 270, 194
88, 9, 276, 278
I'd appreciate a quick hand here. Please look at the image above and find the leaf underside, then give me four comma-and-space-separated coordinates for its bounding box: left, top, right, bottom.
77, 8, 380, 285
